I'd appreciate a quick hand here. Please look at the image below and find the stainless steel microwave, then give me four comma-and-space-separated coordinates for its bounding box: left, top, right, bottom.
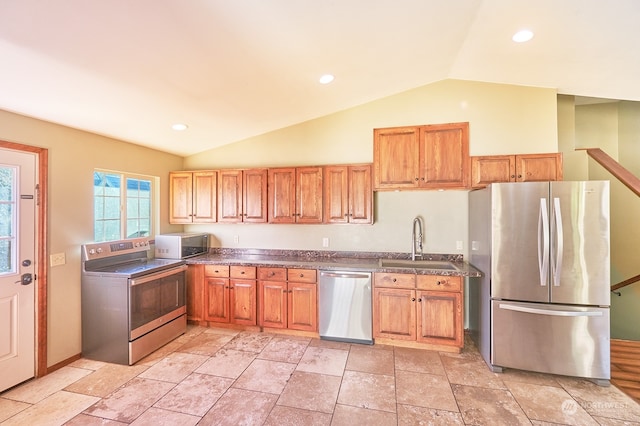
154, 233, 209, 259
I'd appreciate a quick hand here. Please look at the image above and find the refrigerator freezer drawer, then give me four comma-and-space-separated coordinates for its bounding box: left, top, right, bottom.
491, 300, 610, 381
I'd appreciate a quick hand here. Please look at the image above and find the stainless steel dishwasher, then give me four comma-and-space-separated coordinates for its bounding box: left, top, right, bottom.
318, 270, 373, 344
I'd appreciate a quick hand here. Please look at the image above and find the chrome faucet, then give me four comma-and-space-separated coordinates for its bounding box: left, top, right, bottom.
411, 216, 423, 261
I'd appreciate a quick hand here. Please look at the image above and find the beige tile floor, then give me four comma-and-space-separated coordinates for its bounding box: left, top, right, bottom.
1, 325, 639, 425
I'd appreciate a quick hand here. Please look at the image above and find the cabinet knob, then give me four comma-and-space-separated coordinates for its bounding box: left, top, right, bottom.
418, 298, 422, 302
518, 174, 522, 178
392, 278, 397, 282
268, 272, 275, 277
299, 273, 304, 278
415, 177, 419, 181
411, 297, 416, 302
510, 175, 515, 178
240, 271, 245, 274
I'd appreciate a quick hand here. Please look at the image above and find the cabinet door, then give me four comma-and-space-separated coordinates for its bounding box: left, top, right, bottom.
268, 168, 296, 223
416, 290, 462, 347
186, 265, 204, 322
373, 288, 416, 340
192, 171, 218, 223
516, 153, 563, 182
243, 168, 268, 223
296, 167, 323, 223
169, 172, 193, 224
373, 127, 420, 189
205, 277, 229, 323
419, 122, 469, 189
470, 155, 516, 188
258, 280, 287, 329
230, 279, 257, 325
288, 282, 317, 331
348, 164, 373, 224
323, 166, 349, 223
218, 170, 243, 222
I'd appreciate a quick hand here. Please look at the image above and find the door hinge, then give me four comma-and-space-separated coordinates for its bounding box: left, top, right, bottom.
35, 184, 40, 206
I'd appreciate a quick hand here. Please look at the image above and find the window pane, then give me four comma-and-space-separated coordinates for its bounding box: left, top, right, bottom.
104, 197, 120, 220
0, 240, 11, 273
104, 219, 120, 241
0, 204, 12, 236
0, 167, 13, 200
0, 166, 15, 274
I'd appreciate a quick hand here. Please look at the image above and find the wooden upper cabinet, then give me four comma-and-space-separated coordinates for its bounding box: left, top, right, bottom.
170, 171, 217, 224
324, 164, 373, 224
268, 167, 323, 223
218, 169, 243, 222
296, 167, 323, 223
243, 168, 268, 222
373, 126, 420, 189
373, 122, 470, 190
471, 153, 563, 188
268, 168, 296, 223
218, 169, 268, 223
419, 122, 470, 189
516, 153, 563, 182
470, 155, 516, 188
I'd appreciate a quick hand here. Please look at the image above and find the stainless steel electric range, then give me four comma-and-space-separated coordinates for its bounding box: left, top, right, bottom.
81, 237, 187, 365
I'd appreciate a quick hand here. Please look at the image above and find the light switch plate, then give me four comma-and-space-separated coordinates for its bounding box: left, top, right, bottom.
50, 252, 66, 266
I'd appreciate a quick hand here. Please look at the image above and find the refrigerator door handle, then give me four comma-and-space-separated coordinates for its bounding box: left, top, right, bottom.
537, 198, 549, 287
498, 303, 603, 317
552, 197, 564, 287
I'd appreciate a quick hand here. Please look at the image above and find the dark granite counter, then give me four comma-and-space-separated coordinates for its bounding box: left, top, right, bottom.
186, 248, 482, 277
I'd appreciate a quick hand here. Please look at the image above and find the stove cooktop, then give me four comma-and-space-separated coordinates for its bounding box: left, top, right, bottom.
87, 258, 185, 277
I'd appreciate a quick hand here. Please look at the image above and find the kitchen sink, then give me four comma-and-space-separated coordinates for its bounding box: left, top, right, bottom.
378, 258, 460, 271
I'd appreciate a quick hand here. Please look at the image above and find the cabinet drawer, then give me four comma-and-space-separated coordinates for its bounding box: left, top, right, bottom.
231, 265, 257, 279
416, 275, 461, 292
374, 272, 415, 289
258, 267, 287, 281
204, 265, 230, 277
288, 268, 317, 283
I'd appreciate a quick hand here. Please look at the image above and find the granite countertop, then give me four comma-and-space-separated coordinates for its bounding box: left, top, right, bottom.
186, 248, 482, 277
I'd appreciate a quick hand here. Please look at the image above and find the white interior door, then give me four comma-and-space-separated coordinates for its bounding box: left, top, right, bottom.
0, 149, 36, 392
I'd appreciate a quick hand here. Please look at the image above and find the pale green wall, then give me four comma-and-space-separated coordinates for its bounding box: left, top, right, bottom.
184, 79, 559, 254
563, 99, 640, 340
0, 109, 183, 367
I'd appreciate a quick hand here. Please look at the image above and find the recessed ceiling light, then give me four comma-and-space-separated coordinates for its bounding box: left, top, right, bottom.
172, 123, 188, 131
319, 74, 334, 84
512, 29, 534, 43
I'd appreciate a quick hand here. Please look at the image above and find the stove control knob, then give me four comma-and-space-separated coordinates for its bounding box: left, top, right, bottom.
89, 249, 96, 255
96, 248, 103, 254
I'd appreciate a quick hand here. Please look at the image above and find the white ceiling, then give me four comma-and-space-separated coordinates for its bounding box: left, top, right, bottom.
0, 0, 638, 157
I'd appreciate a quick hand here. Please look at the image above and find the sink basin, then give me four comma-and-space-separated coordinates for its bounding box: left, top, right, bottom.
378, 258, 459, 271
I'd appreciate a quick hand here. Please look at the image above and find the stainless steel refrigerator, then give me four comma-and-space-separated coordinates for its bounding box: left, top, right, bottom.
469, 181, 610, 384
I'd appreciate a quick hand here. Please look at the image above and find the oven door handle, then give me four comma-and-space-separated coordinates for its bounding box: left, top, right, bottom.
129, 264, 187, 286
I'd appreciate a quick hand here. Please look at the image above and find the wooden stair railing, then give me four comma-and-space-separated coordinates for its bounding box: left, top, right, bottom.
584, 148, 640, 294
611, 273, 640, 296
583, 148, 640, 197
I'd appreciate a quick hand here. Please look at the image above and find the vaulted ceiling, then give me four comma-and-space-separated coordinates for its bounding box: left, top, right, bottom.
0, 0, 638, 156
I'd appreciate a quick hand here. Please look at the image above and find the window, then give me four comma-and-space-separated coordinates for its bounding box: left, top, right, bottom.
94, 170, 154, 242
0, 166, 16, 273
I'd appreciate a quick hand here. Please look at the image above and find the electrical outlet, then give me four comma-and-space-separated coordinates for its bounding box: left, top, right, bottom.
322, 237, 329, 248
456, 241, 463, 250
50, 252, 66, 267
233, 235, 239, 244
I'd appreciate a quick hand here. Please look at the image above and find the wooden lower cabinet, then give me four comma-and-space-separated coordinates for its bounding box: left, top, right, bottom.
258, 267, 317, 332
373, 272, 463, 350
186, 265, 205, 323
204, 265, 257, 326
